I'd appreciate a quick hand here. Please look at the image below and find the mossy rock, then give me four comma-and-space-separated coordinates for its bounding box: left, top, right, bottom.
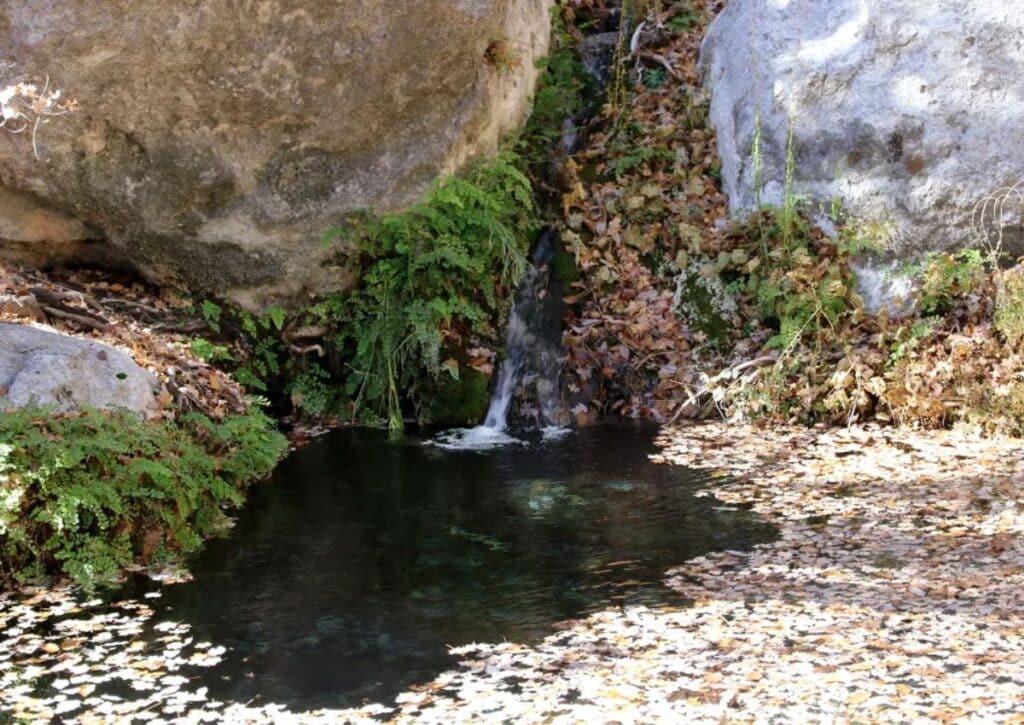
552, 239, 580, 284
676, 273, 732, 345
427, 366, 491, 426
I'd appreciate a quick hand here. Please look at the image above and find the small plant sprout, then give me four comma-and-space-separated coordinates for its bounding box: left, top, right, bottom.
972, 183, 1024, 266
484, 38, 524, 73
0, 61, 77, 159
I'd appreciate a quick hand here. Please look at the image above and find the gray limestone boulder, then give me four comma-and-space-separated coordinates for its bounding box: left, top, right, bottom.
0, 0, 552, 307
702, 0, 1024, 270
0, 323, 158, 414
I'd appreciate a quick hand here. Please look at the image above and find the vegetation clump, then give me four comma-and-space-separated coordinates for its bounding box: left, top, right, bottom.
308, 153, 538, 435
556, 0, 1024, 435
996, 264, 1024, 344
516, 7, 595, 172
0, 407, 287, 589
180, 6, 598, 434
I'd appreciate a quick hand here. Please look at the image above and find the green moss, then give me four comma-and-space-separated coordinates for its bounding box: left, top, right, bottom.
426, 366, 491, 426
0, 407, 287, 590
515, 7, 596, 171
552, 238, 581, 284
673, 269, 733, 345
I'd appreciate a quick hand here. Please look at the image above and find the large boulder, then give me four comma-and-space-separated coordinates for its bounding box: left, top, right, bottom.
0, 0, 552, 307
0, 323, 158, 414
702, 0, 1024, 264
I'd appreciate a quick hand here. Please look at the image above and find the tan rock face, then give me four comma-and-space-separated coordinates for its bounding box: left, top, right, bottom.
0, 0, 552, 306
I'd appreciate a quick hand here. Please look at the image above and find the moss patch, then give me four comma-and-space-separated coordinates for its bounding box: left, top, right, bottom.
672, 268, 733, 345
552, 237, 581, 285
427, 366, 492, 426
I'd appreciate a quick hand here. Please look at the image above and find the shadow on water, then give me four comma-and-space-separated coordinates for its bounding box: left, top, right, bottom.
120, 423, 776, 710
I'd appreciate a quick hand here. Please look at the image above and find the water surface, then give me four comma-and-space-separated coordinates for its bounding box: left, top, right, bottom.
124, 424, 775, 709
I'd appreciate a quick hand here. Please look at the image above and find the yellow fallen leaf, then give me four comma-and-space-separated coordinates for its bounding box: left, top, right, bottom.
847, 691, 871, 706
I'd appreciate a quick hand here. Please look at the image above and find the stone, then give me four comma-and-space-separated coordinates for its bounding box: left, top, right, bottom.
701, 0, 1024, 266
0, 323, 158, 414
0, 0, 552, 307
580, 32, 621, 86
0, 187, 128, 270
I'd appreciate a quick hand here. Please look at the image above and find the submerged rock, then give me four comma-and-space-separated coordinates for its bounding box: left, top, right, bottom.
0, 0, 552, 307
0, 323, 158, 414
702, 0, 1024, 265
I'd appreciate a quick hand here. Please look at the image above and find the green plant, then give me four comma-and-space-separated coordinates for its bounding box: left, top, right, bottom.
666, 10, 701, 31
643, 67, 667, 89
193, 304, 289, 394
0, 407, 287, 589
201, 300, 223, 332
190, 338, 233, 364
234, 310, 286, 393
889, 315, 942, 364
758, 270, 850, 352
516, 11, 594, 169
909, 250, 986, 314
610, 145, 675, 178
837, 219, 889, 256
288, 364, 348, 419
318, 152, 538, 436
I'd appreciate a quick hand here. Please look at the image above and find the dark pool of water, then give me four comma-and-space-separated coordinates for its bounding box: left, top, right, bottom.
123, 424, 775, 709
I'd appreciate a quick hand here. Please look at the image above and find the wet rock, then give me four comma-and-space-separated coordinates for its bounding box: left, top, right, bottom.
0, 0, 553, 307
0, 322, 158, 414
580, 32, 620, 85
427, 365, 492, 426
702, 0, 1024, 293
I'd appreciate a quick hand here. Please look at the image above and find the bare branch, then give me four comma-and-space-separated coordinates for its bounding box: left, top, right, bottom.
0, 62, 77, 159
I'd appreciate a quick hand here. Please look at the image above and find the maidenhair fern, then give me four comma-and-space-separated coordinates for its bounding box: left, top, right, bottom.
317, 151, 539, 435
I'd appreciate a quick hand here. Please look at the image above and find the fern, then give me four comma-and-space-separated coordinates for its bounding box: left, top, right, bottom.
318, 152, 539, 434
0, 407, 287, 589
911, 250, 986, 314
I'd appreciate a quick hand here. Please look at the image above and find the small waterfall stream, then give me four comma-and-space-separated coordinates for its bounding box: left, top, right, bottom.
433, 229, 567, 449
431, 12, 621, 450
483, 229, 565, 430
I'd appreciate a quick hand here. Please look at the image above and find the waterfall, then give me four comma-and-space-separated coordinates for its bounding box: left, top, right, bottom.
483, 228, 566, 431
431, 229, 567, 449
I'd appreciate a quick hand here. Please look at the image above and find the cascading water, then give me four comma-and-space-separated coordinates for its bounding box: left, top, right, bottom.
483, 229, 566, 430
431, 11, 620, 451
432, 229, 568, 449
